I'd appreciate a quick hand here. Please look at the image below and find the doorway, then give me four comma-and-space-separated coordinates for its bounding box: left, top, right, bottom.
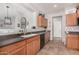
52, 16, 62, 41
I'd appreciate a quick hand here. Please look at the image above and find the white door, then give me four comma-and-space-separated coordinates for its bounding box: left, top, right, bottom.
53, 16, 62, 39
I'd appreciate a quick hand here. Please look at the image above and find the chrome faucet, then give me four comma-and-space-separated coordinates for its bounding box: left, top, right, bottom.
23, 19, 29, 35
20, 17, 29, 35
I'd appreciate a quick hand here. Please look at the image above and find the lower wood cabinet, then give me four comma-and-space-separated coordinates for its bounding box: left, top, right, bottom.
10, 46, 25, 55
26, 35, 40, 55
26, 42, 33, 55
34, 38, 40, 53
0, 40, 25, 55
0, 35, 40, 55
66, 34, 79, 50
45, 31, 50, 44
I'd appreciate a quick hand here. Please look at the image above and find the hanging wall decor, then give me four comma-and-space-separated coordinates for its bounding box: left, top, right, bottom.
4, 6, 12, 25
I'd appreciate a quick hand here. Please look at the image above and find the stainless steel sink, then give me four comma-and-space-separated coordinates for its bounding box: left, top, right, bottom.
21, 34, 38, 38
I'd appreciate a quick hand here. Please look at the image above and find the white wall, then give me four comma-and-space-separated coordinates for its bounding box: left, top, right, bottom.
32, 11, 39, 28
46, 11, 66, 44
0, 3, 35, 30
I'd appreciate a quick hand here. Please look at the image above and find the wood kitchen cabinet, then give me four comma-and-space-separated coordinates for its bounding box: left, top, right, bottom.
26, 41, 33, 55
66, 13, 77, 26
44, 19, 47, 27
0, 35, 40, 55
77, 9, 79, 17
0, 40, 25, 55
66, 34, 79, 50
33, 37, 40, 53
10, 46, 25, 55
26, 35, 40, 55
37, 15, 47, 28
45, 31, 50, 44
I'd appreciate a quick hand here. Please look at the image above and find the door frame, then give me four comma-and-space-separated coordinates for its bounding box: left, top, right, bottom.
52, 16, 62, 41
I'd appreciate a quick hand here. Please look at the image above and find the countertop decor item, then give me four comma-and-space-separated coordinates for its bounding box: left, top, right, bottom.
4, 6, 12, 25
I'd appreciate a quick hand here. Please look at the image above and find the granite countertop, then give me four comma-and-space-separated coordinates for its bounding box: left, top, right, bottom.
65, 30, 79, 35
65, 26, 79, 33
0, 29, 47, 36
0, 34, 39, 47
67, 32, 79, 35
0, 37, 23, 47
0, 31, 48, 47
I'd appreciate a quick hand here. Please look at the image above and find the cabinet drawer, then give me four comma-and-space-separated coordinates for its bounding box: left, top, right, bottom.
67, 34, 79, 37
26, 35, 39, 43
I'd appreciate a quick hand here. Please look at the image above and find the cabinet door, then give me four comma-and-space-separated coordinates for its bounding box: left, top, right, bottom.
36, 38, 40, 51
33, 38, 40, 54
37, 16, 47, 27
37, 16, 43, 27
26, 35, 40, 55
44, 19, 47, 27
66, 34, 79, 49
10, 46, 25, 55
31, 36, 40, 55
42, 17, 45, 26
45, 32, 50, 44
26, 42, 33, 55
66, 13, 77, 26
77, 10, 79, 17
32, 40, 37, 54
45, 32, 47, 43
0, 40, 25, 55
45, 20, 47, 27
25, 45, 27, 55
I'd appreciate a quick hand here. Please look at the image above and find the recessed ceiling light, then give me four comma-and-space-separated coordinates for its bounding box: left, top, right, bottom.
53, 4, 57, 7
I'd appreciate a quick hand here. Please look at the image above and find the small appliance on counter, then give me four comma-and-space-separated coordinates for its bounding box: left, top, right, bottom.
32, 26, 36, 29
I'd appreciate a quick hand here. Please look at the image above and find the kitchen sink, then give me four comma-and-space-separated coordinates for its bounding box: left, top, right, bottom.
21, 34, 38, 38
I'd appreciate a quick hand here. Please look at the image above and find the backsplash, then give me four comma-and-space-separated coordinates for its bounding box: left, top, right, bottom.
66, 26, 79, 32
0, 17, 15, 29
0, 3, 34, 29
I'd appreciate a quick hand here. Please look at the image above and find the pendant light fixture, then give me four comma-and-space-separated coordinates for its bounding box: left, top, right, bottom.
4, 6, 12, 25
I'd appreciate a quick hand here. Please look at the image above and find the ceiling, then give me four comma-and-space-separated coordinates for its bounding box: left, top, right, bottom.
22, 3, 79, 14
0, 3, 79, 14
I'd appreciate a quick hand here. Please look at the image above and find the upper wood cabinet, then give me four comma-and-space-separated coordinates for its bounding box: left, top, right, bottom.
37, 15, 47, 28
66, 13, 77, 26
77, 9, 79, 17
44, 19, 47, 27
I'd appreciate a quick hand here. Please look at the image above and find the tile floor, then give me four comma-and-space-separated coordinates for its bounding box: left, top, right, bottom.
37, 39, 79, 55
